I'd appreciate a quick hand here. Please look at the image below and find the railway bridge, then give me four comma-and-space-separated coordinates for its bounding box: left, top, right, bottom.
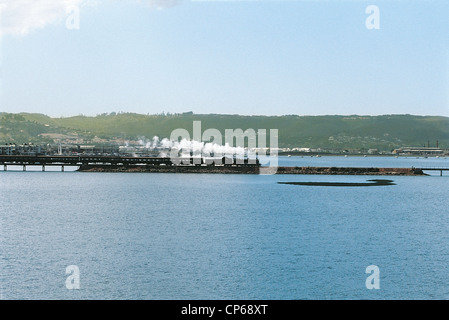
0, 155, 258, 171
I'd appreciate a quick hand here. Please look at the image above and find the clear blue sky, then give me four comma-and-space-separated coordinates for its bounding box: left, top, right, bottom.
1, 0, 449, 117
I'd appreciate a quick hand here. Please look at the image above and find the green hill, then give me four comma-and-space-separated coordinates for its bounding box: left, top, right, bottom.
1, 112, 448, 151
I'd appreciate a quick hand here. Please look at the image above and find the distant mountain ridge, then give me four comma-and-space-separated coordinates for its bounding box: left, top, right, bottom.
1, 112, 448, 151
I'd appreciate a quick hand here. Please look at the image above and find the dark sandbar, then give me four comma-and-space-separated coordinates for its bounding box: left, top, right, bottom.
278, 179, 396, 187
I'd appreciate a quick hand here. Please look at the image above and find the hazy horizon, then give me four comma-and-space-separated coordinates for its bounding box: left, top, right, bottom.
2, 110, 449, 119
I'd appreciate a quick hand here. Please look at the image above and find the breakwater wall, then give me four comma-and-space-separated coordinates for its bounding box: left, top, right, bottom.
275, 166, 425, 175
77, 165, 425, 175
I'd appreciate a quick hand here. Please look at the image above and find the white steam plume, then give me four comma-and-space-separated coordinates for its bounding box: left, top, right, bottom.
137, 136, 247, 158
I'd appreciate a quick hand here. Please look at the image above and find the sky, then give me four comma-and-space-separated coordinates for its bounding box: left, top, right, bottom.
0, 0, 449, 117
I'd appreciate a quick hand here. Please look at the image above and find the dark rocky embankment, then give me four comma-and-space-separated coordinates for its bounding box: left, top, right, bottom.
77, 165, 260, 174
275, 166, 426, 175
78, 165, 426, 175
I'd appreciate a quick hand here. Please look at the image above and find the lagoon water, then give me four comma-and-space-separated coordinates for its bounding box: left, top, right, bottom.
1, 156, 449, 299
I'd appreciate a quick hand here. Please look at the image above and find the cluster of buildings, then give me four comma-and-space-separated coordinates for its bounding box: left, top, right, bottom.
0, 143, 43, 155
391, 147, 447, 156
0, 143, 120, 156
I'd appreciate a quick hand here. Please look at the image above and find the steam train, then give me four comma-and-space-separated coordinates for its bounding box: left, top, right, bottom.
169, 157, 260, 167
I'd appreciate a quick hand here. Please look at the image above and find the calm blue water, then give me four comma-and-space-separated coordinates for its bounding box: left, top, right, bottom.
1, 156, 449, 299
